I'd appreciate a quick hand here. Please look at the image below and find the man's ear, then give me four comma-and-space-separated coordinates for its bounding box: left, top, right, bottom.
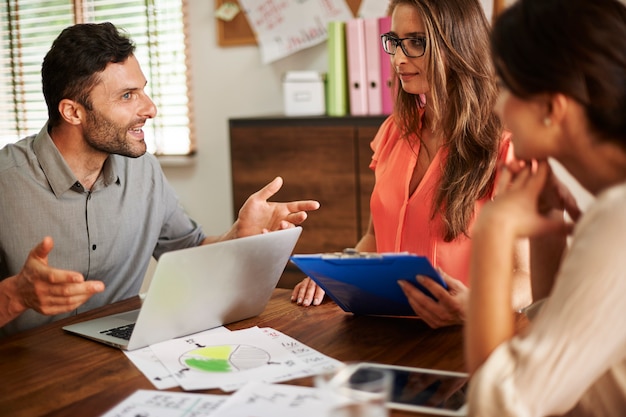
58, 99, 84, 125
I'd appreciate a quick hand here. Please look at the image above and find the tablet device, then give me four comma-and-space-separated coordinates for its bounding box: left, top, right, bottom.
290, 251, 446, 316
354, 362, 468, 416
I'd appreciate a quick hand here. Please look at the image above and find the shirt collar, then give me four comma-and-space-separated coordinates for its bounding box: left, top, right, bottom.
33, 123, 121, 197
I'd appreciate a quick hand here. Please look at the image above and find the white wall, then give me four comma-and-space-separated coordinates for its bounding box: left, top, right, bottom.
162, 0, 328, 236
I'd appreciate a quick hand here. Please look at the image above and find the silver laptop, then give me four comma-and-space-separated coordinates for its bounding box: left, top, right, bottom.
63, 227, 302, 350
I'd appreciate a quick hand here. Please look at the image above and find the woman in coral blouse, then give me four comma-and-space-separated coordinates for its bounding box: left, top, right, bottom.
292, 0, 534, 328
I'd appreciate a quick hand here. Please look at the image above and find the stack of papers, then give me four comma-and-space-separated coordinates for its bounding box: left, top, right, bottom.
101, 381, 340, 417
124, 326, 343, 392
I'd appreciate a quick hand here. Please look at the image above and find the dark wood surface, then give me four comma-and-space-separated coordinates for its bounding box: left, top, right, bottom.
230, 115, 385, 255
0, 288, 528, 417
230, 115, 386, 288
231, 123, 360, 253
356, 124, 378, 237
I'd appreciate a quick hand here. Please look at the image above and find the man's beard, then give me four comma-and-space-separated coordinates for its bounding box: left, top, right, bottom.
84, 109, 147, 158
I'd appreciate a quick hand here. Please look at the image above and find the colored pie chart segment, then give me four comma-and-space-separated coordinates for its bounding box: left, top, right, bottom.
180, 344, 272, 373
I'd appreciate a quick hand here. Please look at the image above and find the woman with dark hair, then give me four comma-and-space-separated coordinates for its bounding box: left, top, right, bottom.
293, 0, 534, 328
466, 0, 626, 414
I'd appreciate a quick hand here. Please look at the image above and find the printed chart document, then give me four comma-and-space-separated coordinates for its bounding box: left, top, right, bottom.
211, 381, 341, 417
125, 326, 342, 391
260, 327, 344, 381
149, 327, 308, 391
101, 382, 345, 417
100, 390, 227, 417
217, 327, 344, 392
104, 326, 349, 416
124, 327, 231, 389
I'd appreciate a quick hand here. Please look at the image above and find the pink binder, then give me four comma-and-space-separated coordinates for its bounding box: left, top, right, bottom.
345, 19, 368, 116
378, 16, 394, 115
363, 17, 382, 115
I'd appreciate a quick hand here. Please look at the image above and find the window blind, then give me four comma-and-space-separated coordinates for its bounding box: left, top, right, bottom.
0, 0, 194, 155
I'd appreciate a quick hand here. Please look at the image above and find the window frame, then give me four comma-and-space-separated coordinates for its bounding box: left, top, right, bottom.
0, 0, 195, 156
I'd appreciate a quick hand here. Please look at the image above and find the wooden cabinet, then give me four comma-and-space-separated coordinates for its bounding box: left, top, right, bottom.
229, 115, 386, 287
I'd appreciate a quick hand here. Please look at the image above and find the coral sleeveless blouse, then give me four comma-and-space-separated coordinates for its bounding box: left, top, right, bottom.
369, 115, 512, 285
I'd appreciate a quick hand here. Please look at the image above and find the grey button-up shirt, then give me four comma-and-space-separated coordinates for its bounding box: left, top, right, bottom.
0, 125, 206, 336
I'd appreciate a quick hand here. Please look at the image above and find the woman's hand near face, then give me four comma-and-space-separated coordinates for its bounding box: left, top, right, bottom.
493, 160, 577, 303
466, 160, 575, 373
488, 160, 574, 240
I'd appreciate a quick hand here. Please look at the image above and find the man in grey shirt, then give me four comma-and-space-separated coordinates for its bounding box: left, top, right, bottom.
0, 22, 319, 337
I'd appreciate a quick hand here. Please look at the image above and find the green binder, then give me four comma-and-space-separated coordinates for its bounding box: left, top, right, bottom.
326, 21, 349, 117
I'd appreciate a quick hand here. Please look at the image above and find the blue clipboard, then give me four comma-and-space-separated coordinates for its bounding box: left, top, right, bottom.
289, 252, 447, 317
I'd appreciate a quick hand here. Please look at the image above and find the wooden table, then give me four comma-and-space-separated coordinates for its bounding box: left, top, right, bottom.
0, 288, 527, 416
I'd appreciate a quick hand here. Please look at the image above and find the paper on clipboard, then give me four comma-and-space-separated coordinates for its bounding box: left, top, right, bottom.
290, 252, 446, 317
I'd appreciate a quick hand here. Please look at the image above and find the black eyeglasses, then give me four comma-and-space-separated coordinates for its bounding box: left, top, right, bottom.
380, 32, 427, 58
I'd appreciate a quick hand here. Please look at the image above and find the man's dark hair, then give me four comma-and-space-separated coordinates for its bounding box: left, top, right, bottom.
42, 22, 136, 128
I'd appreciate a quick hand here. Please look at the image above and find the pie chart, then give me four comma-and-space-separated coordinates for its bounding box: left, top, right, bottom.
180, 344, 272, 373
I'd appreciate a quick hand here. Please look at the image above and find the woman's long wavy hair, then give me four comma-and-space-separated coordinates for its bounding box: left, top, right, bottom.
388, 0, 503, 241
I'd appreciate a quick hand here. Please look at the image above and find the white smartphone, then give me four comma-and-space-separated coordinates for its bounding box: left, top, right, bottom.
353, 362, 469, 416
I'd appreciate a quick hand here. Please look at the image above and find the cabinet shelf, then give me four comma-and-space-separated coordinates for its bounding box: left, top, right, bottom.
230, 115, 386, 287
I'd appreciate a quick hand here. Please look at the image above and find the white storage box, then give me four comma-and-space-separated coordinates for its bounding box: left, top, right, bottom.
283, 71, 326, 116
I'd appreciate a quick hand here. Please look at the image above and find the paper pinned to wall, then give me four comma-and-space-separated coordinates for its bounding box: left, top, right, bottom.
238, 0, 353, 64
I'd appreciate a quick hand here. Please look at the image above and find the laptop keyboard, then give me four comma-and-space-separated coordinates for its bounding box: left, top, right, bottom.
100, 323, 135, 340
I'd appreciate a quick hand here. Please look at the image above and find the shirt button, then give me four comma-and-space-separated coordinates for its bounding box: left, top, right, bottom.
92, 245, 97, 250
